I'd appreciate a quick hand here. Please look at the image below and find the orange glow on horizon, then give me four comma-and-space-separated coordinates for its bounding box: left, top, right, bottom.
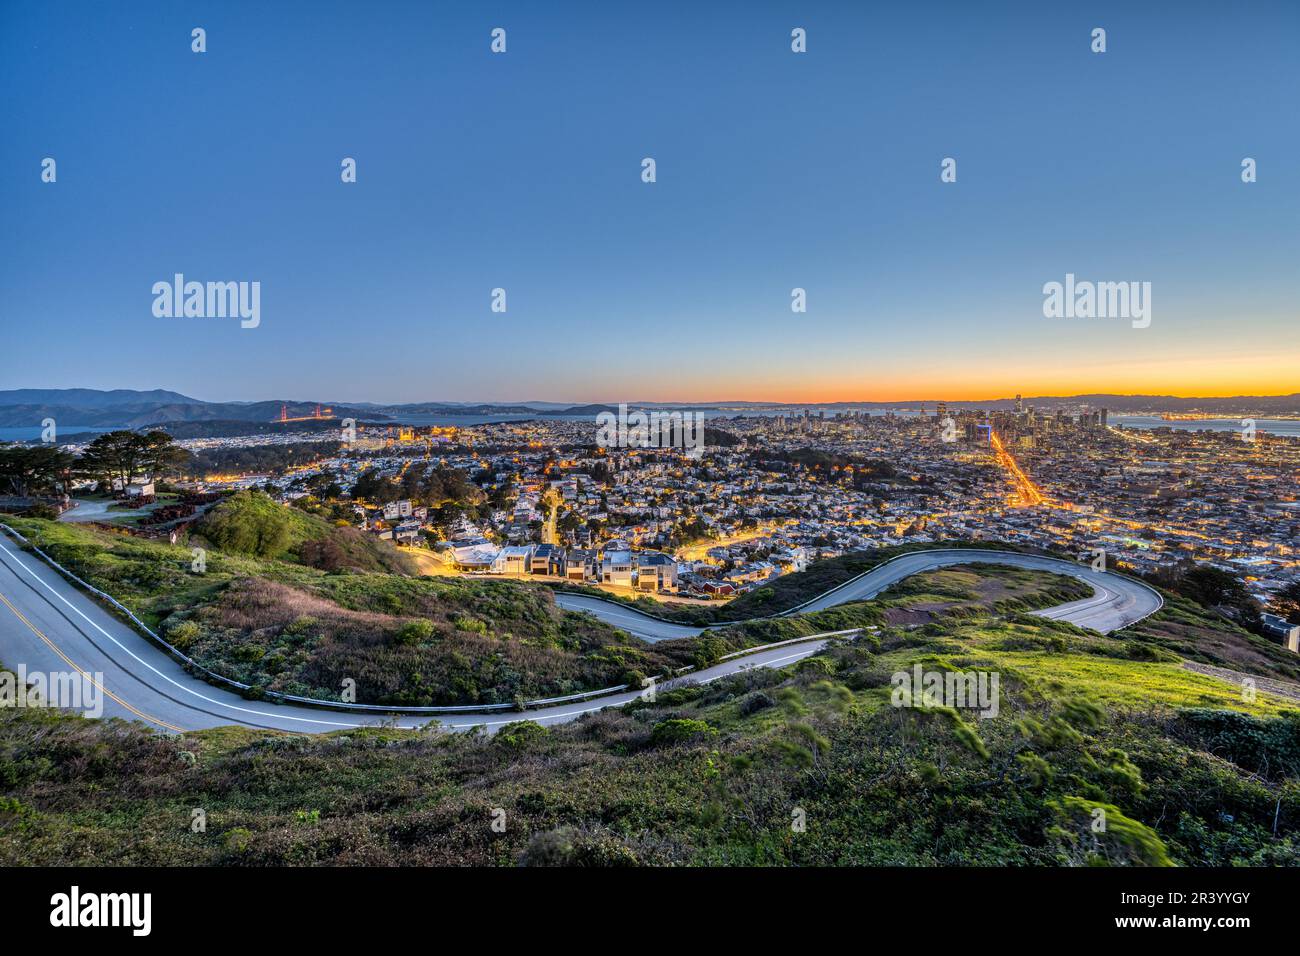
614, 382, 1299, 406
579, 340, 1297, 405
628, 363, 1297, 405
703, 384, 1298, 405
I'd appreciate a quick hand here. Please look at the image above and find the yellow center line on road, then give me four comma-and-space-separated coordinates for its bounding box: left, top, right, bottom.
0, 588, 183, 733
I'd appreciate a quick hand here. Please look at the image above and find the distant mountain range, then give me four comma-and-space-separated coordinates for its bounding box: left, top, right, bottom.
1, 388, 1297, 431
0, 388, 200, 408
0, 390, 382, 429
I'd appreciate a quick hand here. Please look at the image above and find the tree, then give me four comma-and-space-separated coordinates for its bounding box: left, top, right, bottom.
76, 430, 142, 489
488, 474, 517, 511
1272, 580, 1300, 626
558, 509, 584, 537
76, 429, 187, 489
351, 467, 398, 504
0, 445, 75, 498
1154, 563, 1262, 630
136, 430, 191, 481
429, 502, 466, 537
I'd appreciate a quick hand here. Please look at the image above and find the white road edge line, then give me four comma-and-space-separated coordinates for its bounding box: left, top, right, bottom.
0, 536, 359, 729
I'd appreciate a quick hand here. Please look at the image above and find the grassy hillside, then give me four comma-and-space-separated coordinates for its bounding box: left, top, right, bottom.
195, 490, 413, 575
1, 601, 1297, 866
1120, 593, 1300, 682
2, 514, 1297, 867
0, 516, 1097, 706
0, 515, 662, 705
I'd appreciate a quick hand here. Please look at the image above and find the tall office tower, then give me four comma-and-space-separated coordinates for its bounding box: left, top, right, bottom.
936, 401, 947, 420
1100, 408, 1109, 426
1015, 394, 1023, 414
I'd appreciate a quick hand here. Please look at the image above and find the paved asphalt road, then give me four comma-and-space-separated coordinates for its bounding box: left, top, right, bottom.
0, 532, 830, 734
0, 536, 1159, 735
556, 549, 1163, 641
58, 499, 148, 523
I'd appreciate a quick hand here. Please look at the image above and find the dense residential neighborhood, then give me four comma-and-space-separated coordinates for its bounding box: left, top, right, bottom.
26, 402, 1291, 635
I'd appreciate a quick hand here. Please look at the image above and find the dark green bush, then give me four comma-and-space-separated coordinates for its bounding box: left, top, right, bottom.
738, 691, 776, 716
649, 718, 715, 747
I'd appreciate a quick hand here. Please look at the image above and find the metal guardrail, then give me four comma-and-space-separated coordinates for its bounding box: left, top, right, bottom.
551, 543, 1033, 627
5, 517, 1158, 722
0, 522, 860, 718
0, 522, 640, 716
780, 546, 1167, 632
716, 627, 865, 661
553, 545, 1166, 635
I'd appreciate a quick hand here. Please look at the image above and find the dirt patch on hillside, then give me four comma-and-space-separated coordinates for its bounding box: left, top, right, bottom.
1182, 661, 1300, 702
882, 608, 934, 626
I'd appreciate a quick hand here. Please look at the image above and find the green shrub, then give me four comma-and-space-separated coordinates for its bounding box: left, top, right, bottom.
1175, 709, 1300, 780
198, 491, 293, 558
166, 620, 201, 650
495, 720, 550, 749
690, 635, 731, 669
1059, 697, 1106, 730
452, 615, 488, 635
796, 656, 835, 676
620, 668, 647, 690
284, 615, 318, 636
518, 827, 640, 867
1047, 796, 1173, 867
738, 691, 776, 716
649, 718, 715, 747
1126, 643, 1180, 663
222, 828, 253, 854
394, 619, 436, 646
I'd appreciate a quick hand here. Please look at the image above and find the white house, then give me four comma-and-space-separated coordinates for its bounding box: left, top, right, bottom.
601, 549, 635, 587
493, 545, 535, 575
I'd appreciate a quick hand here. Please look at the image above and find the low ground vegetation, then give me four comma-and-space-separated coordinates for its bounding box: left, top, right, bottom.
2, 514, 1297, 866
1, 605, 1296, 865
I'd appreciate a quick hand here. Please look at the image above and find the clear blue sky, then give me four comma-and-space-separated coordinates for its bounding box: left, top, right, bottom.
2, 0, 1297, 404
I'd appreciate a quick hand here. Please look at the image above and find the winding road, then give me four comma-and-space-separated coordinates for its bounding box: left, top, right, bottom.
0, 533, 1160, 735
555, 549, 1162, 640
